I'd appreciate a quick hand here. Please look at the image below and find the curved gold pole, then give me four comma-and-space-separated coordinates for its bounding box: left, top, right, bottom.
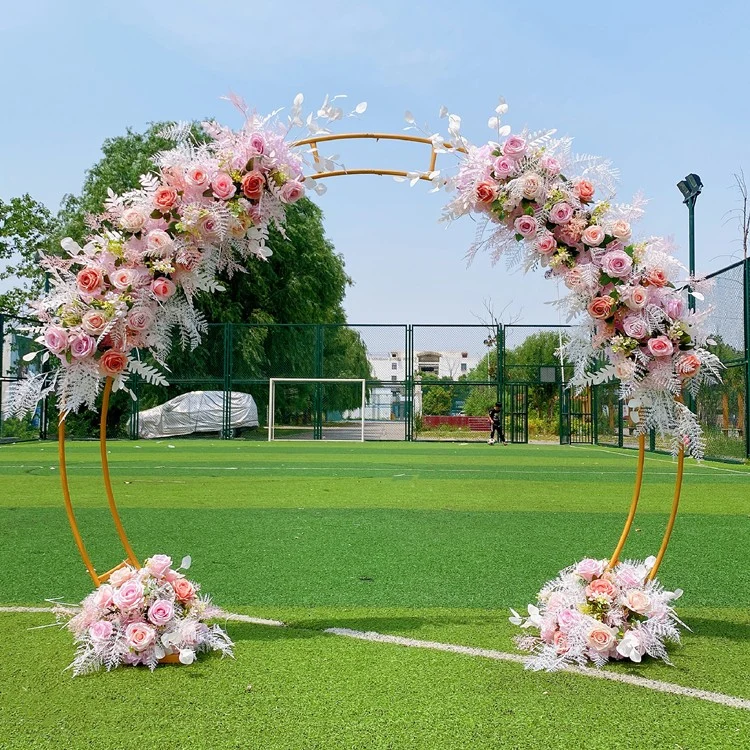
607, 433, 646, 568
100, 377, 139, 568
646, 447, 685, 580
58, 417, 100, 586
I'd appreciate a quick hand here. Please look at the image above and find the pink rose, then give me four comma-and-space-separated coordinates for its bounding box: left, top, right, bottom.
211, 172, 237, 200
69, 333, 96, 359
109, 566, 134, 587
280, 180, 305, 204
476, 181, 499, 205
582, 225, 606, 247
89, 620, 114, 643
127, 308, 154, 332
540, 620, 557, 644
553, 630, 569, 654
249, 132, 266, 155
146, 554, 172, 578
622, 315, 648, 340
557, 608, 581, 631
586, 577, 618, 601
539, 155, 561, 175
514, 215, 538, 238
614, 358, 637, 381
113, 579, 144, 611
111, 268, 135, 291
623, 590, 651, 614
615, 564, 643, 589
647, 335, 674, 357
99, 349, 129, 376
44, 326, 69, 355
502, 135, 527, 159
147, 599, 175, 626
677, 353, 701, 378
81, 311, 109, 335
601, 249, 633, 278
574, 180, 595, 203
151, 278, 176, 300
535, 233, 557, 255
587, 296, 615, 320
554, 224, 582, 247
125, 622, 156, 652
624, 286, 648, 310
646, 268, 668, 288
146, 230, 173, 256
521, 174, 543, 200
493, 157, 516, 178
576, 558, 605, 582
76, 267, 104, 295
120, 209, 147, 234
154, 186, 178, 212
200, 215, 219, 237
664, 296, 685, 320
185, 166, 210, 189
172, 578, 196, 602
93, 584, 114, 610
164, 568, 185, 583
241, 170, 265, 200
586, 622, 617, 653
549, 202, 574, 225
610, 220, 631, 241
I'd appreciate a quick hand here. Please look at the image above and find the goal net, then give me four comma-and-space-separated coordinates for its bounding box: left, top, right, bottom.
268, 378, 366, 441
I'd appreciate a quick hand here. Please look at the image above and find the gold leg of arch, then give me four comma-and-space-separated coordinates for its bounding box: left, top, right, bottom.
647, 447, 685, 580
607, 433, 646, 569
100, 377, 139, 570
56, 378, 140, 587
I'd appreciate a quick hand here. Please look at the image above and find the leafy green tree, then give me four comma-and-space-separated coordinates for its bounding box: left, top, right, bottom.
421, 384, 453, 415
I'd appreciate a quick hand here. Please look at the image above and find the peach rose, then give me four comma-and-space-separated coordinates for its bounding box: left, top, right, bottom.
586, 622, 617, 653
587, 296, 615, 320
109, 566, 134, 587
172, 578, 196, 602
646, 268, 668, 287
151, 277, 176, 300
677, 353, 701, 378
615, 358, 637, 380
575, 179, 595, 202
610, 220, 632, 241
623, 590, 651, 614
154, 185, 178, 212
146, 230, 173, 256
76, 267, 104, 295
586, 577, 617, 600
241, 170, 265, 200
553, 630, 570, 654
111, 268, 135, 291
476, 181, 499, 205
125, 622, 156, 652
647, 335, 674, 357
120, 208, 147, 234
624, 286, 648, 310
99, 349, 129, 376
521, 173, 543, 200
582, 225, 605, 247
185, 166, 209, 189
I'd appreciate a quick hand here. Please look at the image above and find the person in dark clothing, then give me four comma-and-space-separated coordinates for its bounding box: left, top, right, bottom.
487, 402, 507, 445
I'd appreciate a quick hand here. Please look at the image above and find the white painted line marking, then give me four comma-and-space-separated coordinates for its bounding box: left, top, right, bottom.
3, 606, 748, 710
582, 445, 750, 475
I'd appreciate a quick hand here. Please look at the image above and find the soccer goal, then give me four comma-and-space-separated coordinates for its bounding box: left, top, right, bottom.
268, 378, 366, 441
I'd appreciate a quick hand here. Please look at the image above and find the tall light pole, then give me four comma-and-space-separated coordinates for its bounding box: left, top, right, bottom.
677, 173, 703, 313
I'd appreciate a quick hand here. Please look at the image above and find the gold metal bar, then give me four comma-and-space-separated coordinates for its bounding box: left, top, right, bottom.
646, 447, 685, 580
607, 433, 646, 568
292, 132, 466, 153
428, 149, 438, 173
58, 417, 100, 586
306, 169, 434, 181
100, 378, 139, 568
310, 141, 321, 166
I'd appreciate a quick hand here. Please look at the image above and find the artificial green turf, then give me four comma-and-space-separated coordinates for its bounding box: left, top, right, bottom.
0, 440, 749, 748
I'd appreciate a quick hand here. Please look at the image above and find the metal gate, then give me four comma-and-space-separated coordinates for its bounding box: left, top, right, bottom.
561, 386, 595, 444
504, 383, 528, 443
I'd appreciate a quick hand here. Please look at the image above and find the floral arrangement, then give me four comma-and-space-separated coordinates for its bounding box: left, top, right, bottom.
58, 554, 233, 676
509, 556, 685, 671
12, 94, 365, 416
439, 103, 722, 458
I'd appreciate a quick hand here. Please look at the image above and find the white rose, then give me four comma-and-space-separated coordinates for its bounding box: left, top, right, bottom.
522, 173, 543, 201
120, 209, 147, 234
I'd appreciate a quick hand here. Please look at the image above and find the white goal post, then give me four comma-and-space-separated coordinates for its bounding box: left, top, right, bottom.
268, 378, 367, 442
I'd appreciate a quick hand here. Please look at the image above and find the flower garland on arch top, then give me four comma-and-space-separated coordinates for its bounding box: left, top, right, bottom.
442, 125, 722, 459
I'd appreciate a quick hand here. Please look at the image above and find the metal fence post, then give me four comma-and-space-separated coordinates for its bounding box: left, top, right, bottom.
618, 398, 624, 448
129, 373, 140, 440
222, 322, 233, 439
405, 324, 412, 441
744, 258, 750, 459
0, 314, 4, 439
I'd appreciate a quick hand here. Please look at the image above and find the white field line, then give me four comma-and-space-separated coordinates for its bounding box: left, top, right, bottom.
2, 606, 748, 711
1, 463, 747, 479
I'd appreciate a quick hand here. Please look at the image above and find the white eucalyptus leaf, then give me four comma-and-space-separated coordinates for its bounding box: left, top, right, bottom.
438, 105, 448, 119
180, 555, 192, 570
404, 110, 415, 124
22, 352, 38, 362
354, 102, 367, 114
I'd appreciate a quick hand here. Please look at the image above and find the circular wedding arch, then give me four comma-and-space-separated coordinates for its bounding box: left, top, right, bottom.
53, 129, 683, 593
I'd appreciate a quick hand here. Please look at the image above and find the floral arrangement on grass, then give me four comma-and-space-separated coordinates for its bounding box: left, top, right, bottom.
58, 554, 233, 676
438, 103, 722, 458
509, 556, 686, 671
12, 94, 365, 416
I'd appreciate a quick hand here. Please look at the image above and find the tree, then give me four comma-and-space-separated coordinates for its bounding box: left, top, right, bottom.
421, 384, 452, 415
0, 195, 59, 315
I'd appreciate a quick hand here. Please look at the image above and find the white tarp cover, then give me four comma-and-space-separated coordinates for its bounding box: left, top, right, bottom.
136, 391, 259, 439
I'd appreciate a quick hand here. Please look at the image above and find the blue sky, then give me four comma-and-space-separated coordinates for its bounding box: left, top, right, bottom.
1, 0, 749, 324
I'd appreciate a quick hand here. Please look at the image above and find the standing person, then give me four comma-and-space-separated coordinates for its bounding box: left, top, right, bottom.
487, 401, 507, 445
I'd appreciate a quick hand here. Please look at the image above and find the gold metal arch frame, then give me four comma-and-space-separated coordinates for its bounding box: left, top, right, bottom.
57, 133, 685, 586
